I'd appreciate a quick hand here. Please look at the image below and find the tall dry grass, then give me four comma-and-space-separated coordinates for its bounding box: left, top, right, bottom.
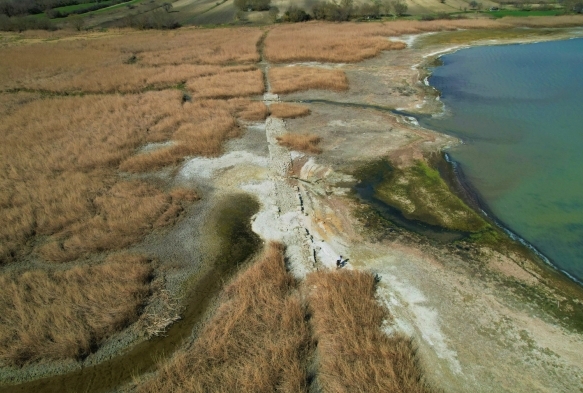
0, 27, 269, 365
38, 182, 199, 262
0, 254, 152, 365
265, 21, 408, 63
187, 69, 264, 99
269, 102, 311, 119
3, 64, 252, 94
269, 67, 348, 94
138, 242, 312, 393
228, 97, 269, 121
277, 133, 322, 154
0, 91, 209, 263
118, 98, 267, 173
306, 270, 435, 393
264, 18, 583, 63
0, 27, 263, 93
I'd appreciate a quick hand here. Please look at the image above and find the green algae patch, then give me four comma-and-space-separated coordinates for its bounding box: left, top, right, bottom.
374, 161, 489, 233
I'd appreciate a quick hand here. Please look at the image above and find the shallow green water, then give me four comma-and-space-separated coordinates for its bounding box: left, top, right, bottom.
422, 38, 583, 283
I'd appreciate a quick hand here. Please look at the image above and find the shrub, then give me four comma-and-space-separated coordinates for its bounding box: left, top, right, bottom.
0, 14, 56, 31
282, 5, 311, 22
356, 1, 381, 18
392, 0, 408, 16
312, 0, 354, 21
268, 6, 278, 21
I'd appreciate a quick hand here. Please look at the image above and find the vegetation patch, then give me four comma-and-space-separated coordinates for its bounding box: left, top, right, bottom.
0, 28, 269, 264
265, 22, 405, 63
277, 132, 322, 154
269, 66, 348, 94
0, 35, 261, 94
0, 91, 208, 263
137, 245, 436, 392
186, 69, 264, 98
0, 254, 152, 365
375, 160, 488, 232
306, 269, 435, 393
269, 102, 310, 118
263, 20, 510, 63
137, 242, 313, 392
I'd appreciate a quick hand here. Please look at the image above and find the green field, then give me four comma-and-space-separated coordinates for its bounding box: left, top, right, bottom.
488, 9, 564, 18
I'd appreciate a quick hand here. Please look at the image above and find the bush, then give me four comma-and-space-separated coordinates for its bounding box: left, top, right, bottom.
356, 2, 381, 18
0, 14, 57, 31
392, 0, 407, 15
282, 5, 310, 22
312, 0, 353, 21
563, 0, 583, 12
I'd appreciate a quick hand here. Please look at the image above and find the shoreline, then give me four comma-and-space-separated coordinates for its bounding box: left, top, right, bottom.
411, 33, 583, 287
443, 151, 583, 286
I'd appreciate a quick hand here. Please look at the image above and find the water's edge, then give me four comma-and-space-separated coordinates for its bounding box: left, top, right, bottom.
415, 39, 583, 287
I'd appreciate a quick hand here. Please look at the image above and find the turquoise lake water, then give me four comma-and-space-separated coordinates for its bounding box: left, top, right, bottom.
422, 38, 583, 283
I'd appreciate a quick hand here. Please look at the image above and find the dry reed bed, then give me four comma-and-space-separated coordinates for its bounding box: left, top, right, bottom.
3, 64, 257, 94
0, 254, 152, 365
0, 91, 265, 262
306, 270, 435, 393
119, 97, 266, 173
0, 26, 269, 366
277, 133, 322, 154
0, 28, 267, 262
137, 243, 312, 393
137, 251, 435, 392
0, 27, 263, 93
186, 69, 265, 99
269, 67, 348, 94
264, 17, 583, 63
269, 102, 311, 118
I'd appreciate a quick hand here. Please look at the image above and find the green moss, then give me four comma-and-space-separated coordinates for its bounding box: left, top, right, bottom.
374, 161, 488, 233
468, 227, 505, 244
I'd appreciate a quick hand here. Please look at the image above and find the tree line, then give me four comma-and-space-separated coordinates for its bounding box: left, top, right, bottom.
235, 0, 409, 21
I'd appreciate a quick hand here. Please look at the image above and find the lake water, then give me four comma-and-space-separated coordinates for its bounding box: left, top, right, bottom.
422, 38, 583, 283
